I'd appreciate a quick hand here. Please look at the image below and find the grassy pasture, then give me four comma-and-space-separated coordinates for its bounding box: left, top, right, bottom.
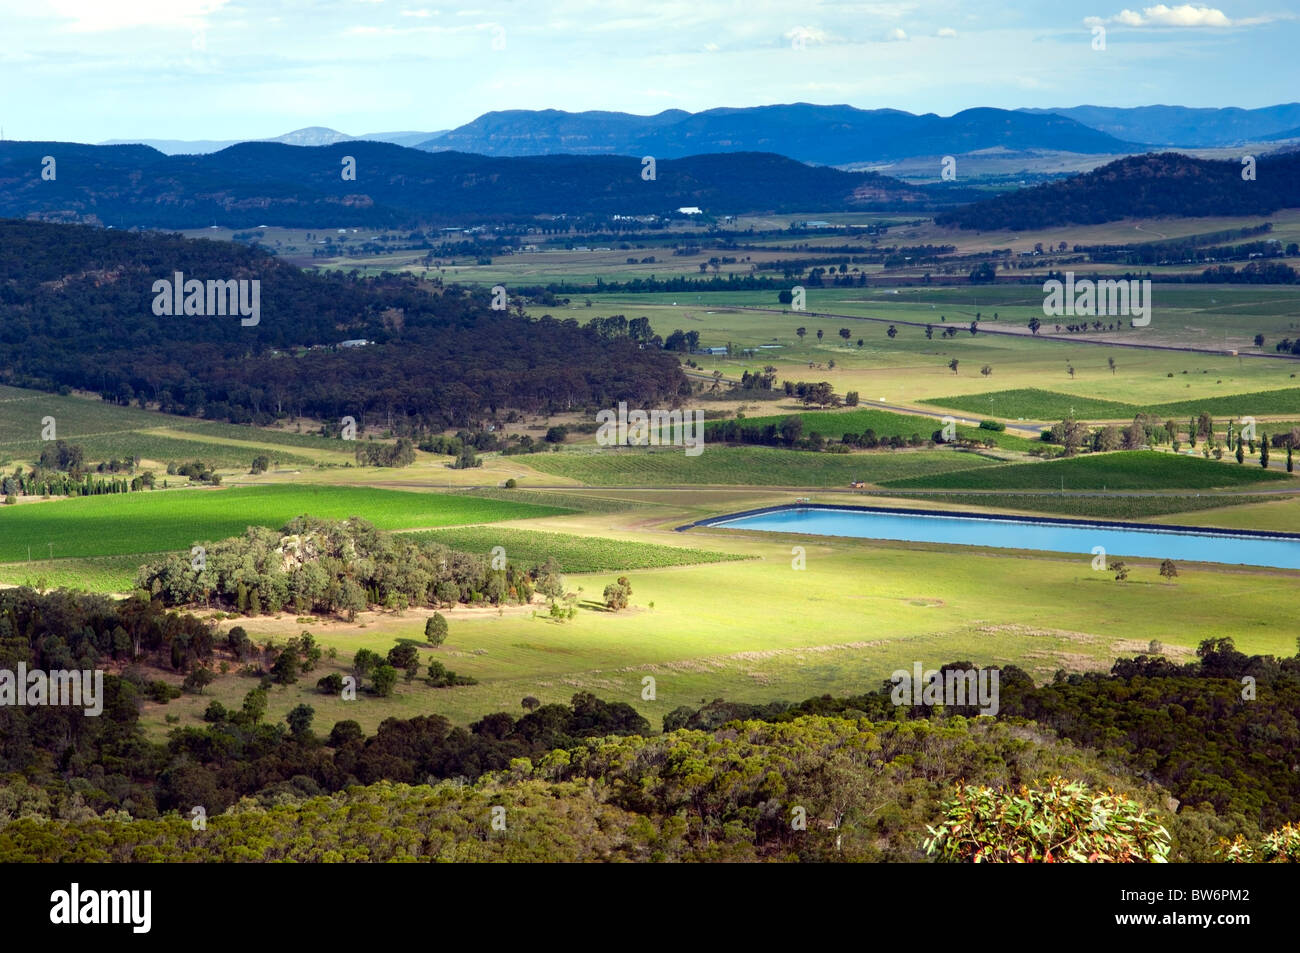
0, 485, 572, 563
144, 515, 1300, 734
882, 450, 1295, 491
518, 445, 1001, 487
923, 386, 1300, 422
561, 286, 1300, 414
0, 384, 350, 469
403, 526, 747, 573
920, 388, 1138, 421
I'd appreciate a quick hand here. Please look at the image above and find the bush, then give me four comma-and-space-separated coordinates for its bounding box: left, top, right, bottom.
371, 663, 398, 697
924, 778, 1170, 863
978, 420, 1006, 432
270, 648, 300, 685
146, 680, 182, 704
327, 720, 363, 747
427, 660, 478, 688
316, 672, 344, 694
1221, 823, 1300, 863
202, 700, 229, 722
603, 576, 633, 612
182, 668, 215, 694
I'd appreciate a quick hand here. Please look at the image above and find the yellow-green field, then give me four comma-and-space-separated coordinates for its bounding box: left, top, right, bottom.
143, 493, 1299, 737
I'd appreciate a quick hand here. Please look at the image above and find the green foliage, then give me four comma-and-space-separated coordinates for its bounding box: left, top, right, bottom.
426, 660, 477, 688
1220, 823, 1300, 863
370, 664, 398, 698
424, 613, 449, 646
137, 516, 555, 617
924, 778, 1171, 863
603, 576, 632, 611
286, 704, 315, 737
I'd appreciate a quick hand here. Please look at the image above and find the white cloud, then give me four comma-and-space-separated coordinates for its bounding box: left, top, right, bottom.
885, 27, 908, 41
936, 27, 957, 38
785, 26, 829, 47
1092, 5, 1236, 28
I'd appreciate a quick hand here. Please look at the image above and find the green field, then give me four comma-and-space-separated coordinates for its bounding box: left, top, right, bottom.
0, 553, 151, 593
920, 388, 1139, 421
0, 485, 572, 563
922, 386, 1300, 422
710, 406, 1040, 451
882, 450, 1295, 491
519, 445, 1001, 487
160, 522, 1300, 733
0, 384, 350, 469
404, 526, 747, 573
556, 285, 1300, 418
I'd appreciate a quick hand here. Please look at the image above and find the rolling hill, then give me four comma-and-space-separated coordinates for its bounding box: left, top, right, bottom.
0, 140, 957, 229
935, 151, 1300, 230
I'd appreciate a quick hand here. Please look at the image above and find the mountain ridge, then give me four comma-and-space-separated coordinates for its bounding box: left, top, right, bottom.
0, 139, 966, 229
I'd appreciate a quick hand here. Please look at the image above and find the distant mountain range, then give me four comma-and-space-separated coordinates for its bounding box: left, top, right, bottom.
936, 152, 1300, 230
415, 105, 1138, 164
93, 103, 1300, 169
1018, 105, 1300, 148
99, 127, 446, 155
0, 140, 972, 229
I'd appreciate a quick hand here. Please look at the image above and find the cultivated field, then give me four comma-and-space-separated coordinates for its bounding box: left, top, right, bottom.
0, 484, 571, 564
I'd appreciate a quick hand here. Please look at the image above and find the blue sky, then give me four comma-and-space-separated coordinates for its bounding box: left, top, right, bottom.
1, 1, 1297, 142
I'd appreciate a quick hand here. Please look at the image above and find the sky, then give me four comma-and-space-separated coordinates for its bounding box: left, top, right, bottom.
1, 0, 1298, 142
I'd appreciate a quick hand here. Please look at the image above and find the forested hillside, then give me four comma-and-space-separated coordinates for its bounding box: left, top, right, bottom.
0, 141, 947, 228
937, 152, 1300, 229
0, 220, 687, 429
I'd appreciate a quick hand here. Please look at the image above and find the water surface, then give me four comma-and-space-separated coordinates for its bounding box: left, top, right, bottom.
707, 506, 1300, 570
